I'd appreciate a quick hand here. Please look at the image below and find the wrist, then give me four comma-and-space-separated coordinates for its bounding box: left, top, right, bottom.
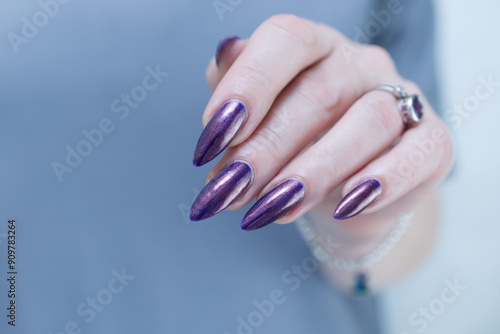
298, 188, 439, 294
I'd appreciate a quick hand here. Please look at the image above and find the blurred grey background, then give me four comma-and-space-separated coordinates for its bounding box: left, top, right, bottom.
0, 0, 499, 333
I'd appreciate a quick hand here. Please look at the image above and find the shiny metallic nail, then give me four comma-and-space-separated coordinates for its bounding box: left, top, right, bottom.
215, 36, 240, 67
190, 161, 253, 221
193, 100, 247, 167
333, 179, 382, 220
241, 179, 305, 231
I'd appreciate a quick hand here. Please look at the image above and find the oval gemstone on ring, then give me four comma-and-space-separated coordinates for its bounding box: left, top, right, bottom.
412, 96, 424, 120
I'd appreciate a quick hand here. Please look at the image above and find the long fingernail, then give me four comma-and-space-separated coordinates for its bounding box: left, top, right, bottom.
241, 179, 305, 231
333, 179, 382, 220
216, 35, 239, 67
190, 161, 253, 221
193, 100, 247, 167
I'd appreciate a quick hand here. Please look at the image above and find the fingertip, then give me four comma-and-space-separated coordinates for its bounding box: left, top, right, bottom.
333, 178, 382, 220
272, 218, 289, 225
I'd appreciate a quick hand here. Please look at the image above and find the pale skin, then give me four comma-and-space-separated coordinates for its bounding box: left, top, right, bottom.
203, 15, 454, 291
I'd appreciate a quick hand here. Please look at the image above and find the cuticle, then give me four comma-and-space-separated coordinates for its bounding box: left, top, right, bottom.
258, 176, 307, 201
233, 159, 255, 186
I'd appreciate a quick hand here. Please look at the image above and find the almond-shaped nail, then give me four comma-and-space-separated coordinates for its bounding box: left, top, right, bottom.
333, 179, 382, 220
241, 179, 305, 231
216, 35, 239, 67
193, 100, 247, 167
190, 161, 252, 221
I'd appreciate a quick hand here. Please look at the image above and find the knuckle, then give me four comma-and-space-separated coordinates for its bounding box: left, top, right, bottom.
390, 150, 418, 188
312, 147, 342, 182
265, 14, 317, 48
297, 69, 341, 112
401, 80, 420, 95
432, 120, 455, 173
443, 140, 455, 174
245, 127, 285, 166
405, 164, 418, 187
442, 130, 455, 159
362, 45, 396, 71
233, 57, 275, 93
363, 95, 402, 137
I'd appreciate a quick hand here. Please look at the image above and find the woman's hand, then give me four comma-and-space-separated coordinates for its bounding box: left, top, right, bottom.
190, 15, 454, 235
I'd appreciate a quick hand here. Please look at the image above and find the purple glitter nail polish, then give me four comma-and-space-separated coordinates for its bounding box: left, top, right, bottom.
241, 179, 305, 231
193, 100, 247, 167
333, 179, 382, 220
215, 36, 240, 67
190, 161, 253, 221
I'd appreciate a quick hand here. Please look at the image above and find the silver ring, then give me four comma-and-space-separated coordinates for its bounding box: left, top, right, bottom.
369, 84, 424, 126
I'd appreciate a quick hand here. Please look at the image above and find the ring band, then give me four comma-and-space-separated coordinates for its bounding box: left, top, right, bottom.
369, 84, 424, 126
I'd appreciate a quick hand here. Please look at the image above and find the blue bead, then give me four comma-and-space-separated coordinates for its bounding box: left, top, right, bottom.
352, 273, 370, 296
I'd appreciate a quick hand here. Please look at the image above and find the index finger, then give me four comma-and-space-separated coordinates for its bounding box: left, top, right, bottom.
193, 15, 344, 166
